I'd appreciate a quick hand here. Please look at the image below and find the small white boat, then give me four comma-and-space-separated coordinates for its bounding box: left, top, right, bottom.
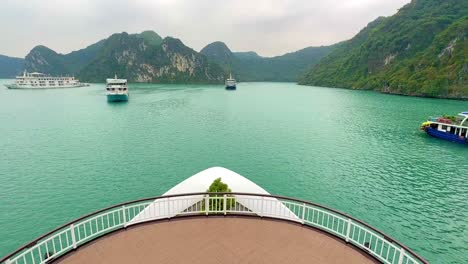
5, 71, 88, 89
225, 73, 236, 90
106, 75, 128, 102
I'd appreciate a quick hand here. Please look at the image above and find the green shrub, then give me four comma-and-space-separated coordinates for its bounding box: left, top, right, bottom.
205, 178, 235, 211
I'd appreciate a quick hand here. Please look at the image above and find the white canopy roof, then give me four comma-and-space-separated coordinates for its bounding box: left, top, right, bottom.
106, 79, 127, 84
163, 167, 270, 195
128, 167, 298, 225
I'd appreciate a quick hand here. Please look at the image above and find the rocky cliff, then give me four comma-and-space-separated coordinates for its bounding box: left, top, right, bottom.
25, 31, 224, 83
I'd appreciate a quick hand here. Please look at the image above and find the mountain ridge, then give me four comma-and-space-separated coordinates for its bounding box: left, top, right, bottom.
200, 41, 334, 82
0, 55, 24, 78
24, 31, 225, 83
20, 32, 334, 83
299, 0, 468, 99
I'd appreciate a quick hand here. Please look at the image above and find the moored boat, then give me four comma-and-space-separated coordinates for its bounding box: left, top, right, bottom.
106, 75, 128, 102
420, 112, 468, 144
225, 73, 236, 90
5, 71, 88, 89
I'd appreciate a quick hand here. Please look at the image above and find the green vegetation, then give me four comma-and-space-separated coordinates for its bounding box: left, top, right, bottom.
207, 177, 232, 193
24, 30, 329, 84
25, 40, 105, 76
0, 54, 24, 78
25, 46, 69, 75
24, 31, 224, 83
200, 41, 334, 82
134, 30, 163, 47
300, 0, 468, 99
206, 178, 235, 211
442, 115, 459, 123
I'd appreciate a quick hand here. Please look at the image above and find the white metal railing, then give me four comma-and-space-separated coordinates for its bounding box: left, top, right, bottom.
0, 193, 428, 264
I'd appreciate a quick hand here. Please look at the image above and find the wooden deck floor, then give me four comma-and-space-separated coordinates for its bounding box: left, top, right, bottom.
56, 216, 377, 264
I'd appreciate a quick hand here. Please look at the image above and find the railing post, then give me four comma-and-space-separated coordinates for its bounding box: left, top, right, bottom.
5, 259, 11, 264
345, 218, 352, 242
70, 224, 77, 249
301, 203, 306, 224
122, 205, 127, 227
205, 195, 209, 215
260, 196, 264, 217
398, 248, 405, 264
223, 194, 227, 215
166, 198, 170, 218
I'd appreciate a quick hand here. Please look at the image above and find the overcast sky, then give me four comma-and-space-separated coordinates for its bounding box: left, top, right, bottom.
1, 0, 410, 58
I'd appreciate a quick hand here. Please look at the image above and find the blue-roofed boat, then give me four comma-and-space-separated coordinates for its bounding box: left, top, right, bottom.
420, 112, 468, 145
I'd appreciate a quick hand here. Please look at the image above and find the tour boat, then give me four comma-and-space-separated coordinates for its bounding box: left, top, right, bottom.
106, 75, 129, 102
5, 71, 88, 89
420, 112, 468, 144
0, 167, 429, 264
225, 73, 236, 90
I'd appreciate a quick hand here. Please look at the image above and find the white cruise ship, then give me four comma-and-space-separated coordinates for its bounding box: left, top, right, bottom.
5, 72, 88, 89
106, 75, 129, 102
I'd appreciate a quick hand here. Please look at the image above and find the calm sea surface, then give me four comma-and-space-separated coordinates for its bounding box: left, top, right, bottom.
0, 81, 466, 263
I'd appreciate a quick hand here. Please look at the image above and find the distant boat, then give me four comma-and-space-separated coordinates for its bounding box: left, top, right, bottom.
225, 73, 236, 90
106, 75, 129, 102
420, 112, 468, 144
5, 71, 88, 89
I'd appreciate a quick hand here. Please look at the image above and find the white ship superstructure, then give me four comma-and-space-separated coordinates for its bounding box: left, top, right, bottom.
5, 72, 87, 89
106, 75, 129, 102
225, 73, 236, 90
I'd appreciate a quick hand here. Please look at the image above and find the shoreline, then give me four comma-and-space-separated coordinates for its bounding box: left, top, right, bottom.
298, 83, 468, 101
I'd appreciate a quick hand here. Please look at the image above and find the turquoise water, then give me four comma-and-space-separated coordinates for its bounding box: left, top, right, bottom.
0, 81, 466, 263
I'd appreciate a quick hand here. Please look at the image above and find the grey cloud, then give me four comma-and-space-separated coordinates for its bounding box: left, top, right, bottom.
0, 0, 410, 58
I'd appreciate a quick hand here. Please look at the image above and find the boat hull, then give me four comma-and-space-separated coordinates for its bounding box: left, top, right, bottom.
225, 85, 236, 90
5, 84, 89, 89
107, 94, 129, 102
425, 127, 468, 144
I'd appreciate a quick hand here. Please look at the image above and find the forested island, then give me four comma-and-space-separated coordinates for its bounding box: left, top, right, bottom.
299, 0, 467, 99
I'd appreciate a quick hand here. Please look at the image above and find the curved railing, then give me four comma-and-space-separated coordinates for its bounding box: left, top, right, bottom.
0, 192, 428, 264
